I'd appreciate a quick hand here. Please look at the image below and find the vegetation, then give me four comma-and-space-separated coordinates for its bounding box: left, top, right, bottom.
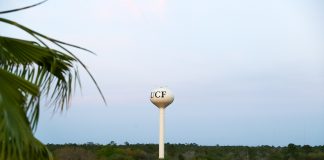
47, 143, 324, 160
0, 1, 105, 160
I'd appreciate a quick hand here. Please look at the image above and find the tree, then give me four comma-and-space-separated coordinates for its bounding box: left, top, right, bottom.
0, 1, 105, 160
53, 147, 97, 160
286, 143, 298, 159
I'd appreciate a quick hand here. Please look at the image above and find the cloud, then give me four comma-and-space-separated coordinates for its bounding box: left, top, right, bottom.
122, 0, 167, 21
87, 0, 167, 23
124, 0, 142, 19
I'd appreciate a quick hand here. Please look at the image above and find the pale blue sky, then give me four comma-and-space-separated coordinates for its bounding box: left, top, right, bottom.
1, 0, 324, 146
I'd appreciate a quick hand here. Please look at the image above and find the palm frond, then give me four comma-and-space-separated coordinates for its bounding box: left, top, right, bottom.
0, 0, 48, 14
0, 36, 78, 129
0, 69, 52, 160
0, 17, 106, 104
0, 8, 106, 160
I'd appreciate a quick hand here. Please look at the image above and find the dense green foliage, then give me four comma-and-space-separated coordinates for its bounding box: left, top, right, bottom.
47, 143, 324, 160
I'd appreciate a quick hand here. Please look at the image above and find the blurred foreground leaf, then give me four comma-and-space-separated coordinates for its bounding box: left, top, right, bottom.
0, 2, 105, 160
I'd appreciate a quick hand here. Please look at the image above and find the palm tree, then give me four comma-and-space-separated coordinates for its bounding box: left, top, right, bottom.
0, 1, 105, 159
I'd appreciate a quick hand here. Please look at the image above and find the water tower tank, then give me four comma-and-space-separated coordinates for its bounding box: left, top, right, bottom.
150, 87, 174, 108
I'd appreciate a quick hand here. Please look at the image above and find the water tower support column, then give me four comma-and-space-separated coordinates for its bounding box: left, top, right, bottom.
150, 87, 174, 160
159, 107, 165, 159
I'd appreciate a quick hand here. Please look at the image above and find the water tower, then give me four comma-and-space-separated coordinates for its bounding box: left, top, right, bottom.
150, 87, 174, 159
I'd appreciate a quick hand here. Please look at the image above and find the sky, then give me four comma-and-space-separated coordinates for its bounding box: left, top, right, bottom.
1, 0, 324, 146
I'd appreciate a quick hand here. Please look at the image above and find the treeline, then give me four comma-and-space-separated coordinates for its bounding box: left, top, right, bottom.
46, 142, 324, 160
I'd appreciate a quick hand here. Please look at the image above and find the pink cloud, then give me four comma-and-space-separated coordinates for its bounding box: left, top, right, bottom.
123, 0, 167, 21
124, 0, 142, 19
157, 0, 167, 18
91, 1, 167, 22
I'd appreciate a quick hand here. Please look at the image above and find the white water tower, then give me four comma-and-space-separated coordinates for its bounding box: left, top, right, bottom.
150, 87, 174, 159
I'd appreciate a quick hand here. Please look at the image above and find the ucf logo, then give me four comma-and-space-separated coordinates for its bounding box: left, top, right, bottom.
151, 91, 167, 98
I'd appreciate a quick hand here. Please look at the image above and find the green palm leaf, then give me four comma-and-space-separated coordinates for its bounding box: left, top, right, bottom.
0, 10, 106, 160
0, 69, 52, 160
0, 0, 48, 14
0, 18, 106, 104
0, 35, 77, 128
